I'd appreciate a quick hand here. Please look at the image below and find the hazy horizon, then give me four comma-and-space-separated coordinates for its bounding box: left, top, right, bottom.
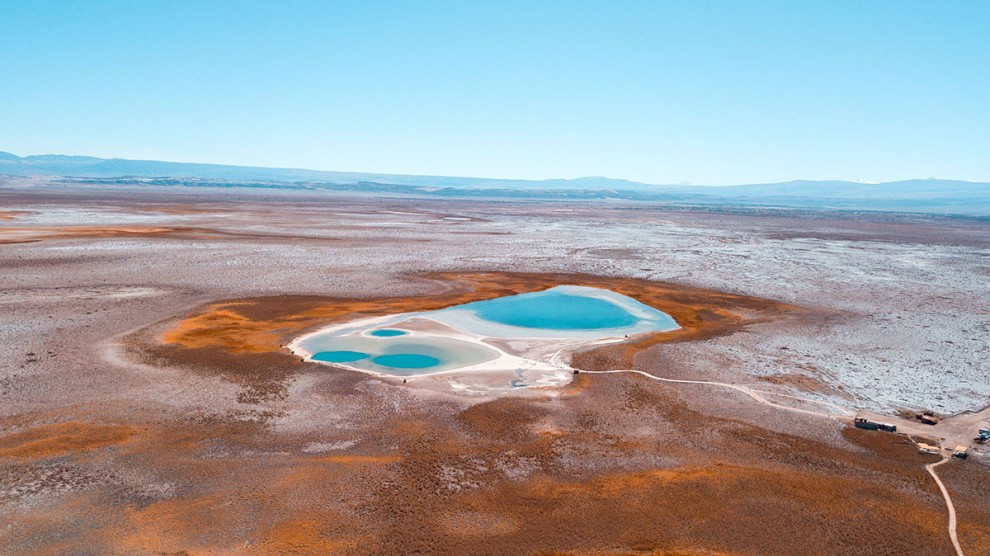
3, 149, 988, 188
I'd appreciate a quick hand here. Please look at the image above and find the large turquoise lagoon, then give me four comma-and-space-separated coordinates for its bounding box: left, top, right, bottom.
294, 285, 678, 377
429, 285, 678, 340
468, 289, 637, 329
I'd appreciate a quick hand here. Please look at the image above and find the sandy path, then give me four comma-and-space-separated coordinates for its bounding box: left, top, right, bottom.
926, 456, 964, 556
583, 369, 855, 420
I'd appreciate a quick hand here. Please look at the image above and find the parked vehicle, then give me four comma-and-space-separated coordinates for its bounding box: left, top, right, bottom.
917, 411, 939, 425
854, 417, 896, 432
854, 417, 879, 430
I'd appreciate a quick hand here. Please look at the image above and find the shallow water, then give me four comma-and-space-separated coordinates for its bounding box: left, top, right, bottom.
372, 353, 440, 368
312, 350, 369, 363
299, 335, 499, 374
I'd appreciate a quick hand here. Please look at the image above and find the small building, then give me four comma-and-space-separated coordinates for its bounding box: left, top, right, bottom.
917, 443, 939, 455
952, 446, 969, 459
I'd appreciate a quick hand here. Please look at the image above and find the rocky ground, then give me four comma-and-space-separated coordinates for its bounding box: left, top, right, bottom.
1, 183, 988, 554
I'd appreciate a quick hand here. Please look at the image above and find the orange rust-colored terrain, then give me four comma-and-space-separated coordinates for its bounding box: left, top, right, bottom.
4, 269, 988, 555
0, 209, 33, 221
0, 224, 299, 244
159, 271, 797, 360
0, 422, 138, 460
0, 225, 217, 244
144, 271, 802, 402
15, 272, 963, 554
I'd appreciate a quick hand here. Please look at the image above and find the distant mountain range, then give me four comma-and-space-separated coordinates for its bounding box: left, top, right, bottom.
0, 151, 651, 191
2, 151, 989, 215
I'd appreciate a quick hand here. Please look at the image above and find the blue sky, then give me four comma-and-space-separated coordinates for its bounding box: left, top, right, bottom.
1, 1, 987, 184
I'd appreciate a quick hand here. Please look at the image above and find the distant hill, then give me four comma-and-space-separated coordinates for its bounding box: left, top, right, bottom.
2, 151, 989, 215
692, 179, 990, 200
0, 151, 655, 191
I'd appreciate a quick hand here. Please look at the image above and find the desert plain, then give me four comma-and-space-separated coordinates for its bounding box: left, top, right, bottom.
1, 182, 989, 555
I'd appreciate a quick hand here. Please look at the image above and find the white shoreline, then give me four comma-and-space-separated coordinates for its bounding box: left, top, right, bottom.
288, 312, 569, 380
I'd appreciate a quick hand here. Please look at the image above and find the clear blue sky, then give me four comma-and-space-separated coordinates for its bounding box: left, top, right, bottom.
1, 1, 988, 184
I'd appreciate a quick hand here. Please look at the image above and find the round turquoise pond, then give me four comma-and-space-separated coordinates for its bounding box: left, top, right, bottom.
311, 350, 370, 363
372, 354, 440, 369
369, 329, 408, 337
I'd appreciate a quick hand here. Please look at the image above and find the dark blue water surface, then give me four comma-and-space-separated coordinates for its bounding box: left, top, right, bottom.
369, 329, 408, 337
466, 290, 637, 330
312, 350, 370, 363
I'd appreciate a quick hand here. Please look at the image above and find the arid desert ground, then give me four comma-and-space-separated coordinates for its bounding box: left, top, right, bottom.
2, 183, 989, 555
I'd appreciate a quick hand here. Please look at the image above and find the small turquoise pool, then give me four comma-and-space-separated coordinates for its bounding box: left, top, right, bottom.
312, 350, 370, 363
369, 329, 408, 337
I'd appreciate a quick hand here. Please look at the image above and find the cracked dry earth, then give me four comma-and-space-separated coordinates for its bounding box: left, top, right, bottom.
1, 186, 989, 555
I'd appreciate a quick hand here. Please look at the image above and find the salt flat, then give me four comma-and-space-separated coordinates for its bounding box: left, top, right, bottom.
1, 184, 988, 554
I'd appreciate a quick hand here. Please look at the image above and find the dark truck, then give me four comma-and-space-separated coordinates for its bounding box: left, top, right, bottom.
855, 417, 897, 432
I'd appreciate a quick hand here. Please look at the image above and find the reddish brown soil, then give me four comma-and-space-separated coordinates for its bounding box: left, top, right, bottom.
0, 225, 230, 244
3, 271, 978, 554
5, 376, 962, 555
158, 270, 801, 362
0, 224, 431, 245
0, 422, 138, 459
138, 271, 807, 405
757, 373, 852, 399
936, 459, 990, 556
0, 210, 32, 221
